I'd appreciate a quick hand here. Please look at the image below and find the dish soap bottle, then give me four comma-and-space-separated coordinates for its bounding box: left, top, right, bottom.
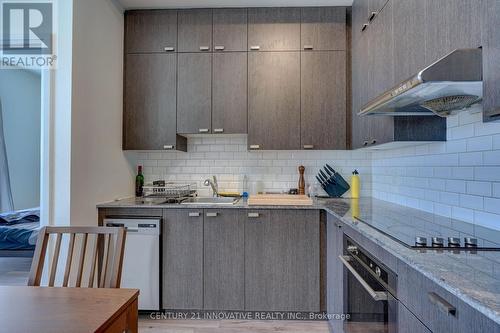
351, 170, 360, 199
135, 165, 144, 197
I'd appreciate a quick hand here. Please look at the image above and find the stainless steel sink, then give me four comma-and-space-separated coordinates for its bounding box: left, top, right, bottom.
181, 197, 240, 205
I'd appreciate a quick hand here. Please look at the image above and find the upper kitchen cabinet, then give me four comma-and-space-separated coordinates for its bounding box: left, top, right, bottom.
177, 53, 212, 134
248, 52, 301, 150
425, 0, 482, 65
301, 51, 347, 150
301, 7, 347, 51
212, 8, 248, 52
124, 10, 177, 53
212, 52, 248, 134
248, 8, 301, 51
392, 0, 427, 83
482, 0, 500, 122
178, 9, 213, 52
123, 54, 186, 151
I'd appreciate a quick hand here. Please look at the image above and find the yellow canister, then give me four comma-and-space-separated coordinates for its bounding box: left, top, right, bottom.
351, 170, 360, 199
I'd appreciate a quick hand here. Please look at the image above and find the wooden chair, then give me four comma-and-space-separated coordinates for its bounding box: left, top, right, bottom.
27, 226, 126, 288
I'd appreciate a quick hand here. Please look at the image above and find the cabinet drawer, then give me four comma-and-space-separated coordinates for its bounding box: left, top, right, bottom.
398, 262, 500, 333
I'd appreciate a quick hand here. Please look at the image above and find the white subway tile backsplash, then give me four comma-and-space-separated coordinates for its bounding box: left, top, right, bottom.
135, 109, 500, 230
372, 108, 500, 229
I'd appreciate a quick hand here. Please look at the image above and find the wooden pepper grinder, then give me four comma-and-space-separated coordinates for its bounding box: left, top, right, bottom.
298, 165, 305, 195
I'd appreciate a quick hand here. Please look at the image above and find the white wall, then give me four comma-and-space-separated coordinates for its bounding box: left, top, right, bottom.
136, 135, 372, 198
69, 0, 134, 226
0, 69, 41, 210
371, 105, 500, 230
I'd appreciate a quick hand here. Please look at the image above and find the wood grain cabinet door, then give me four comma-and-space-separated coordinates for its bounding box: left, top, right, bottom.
177, 53, 212, 134
326, 215, 345, 333
123, 54, 178, 150
248, 8, 301, 51
203, 210, 244, 310
212, 52, 248, 134
162, 210, 203, 310
124, 10, 177, 54
248, 52, 300, 150
178, 9, 213, 52
245, 210, 320, 312
425, 0, 482, 65
301, 7, 346, 51
351, 0, 372, 149
301, 51, 347, 150
213, 8, 248, 52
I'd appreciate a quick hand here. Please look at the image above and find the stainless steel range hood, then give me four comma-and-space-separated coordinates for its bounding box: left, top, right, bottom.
359, 48, 483, 117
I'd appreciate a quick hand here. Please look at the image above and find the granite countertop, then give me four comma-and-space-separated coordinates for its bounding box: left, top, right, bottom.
97, 196, 500, 324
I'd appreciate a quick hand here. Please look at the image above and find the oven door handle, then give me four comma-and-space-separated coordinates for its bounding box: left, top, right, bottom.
339, 255, 388, 302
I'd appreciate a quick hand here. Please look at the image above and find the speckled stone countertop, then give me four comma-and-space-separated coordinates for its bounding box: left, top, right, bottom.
97, 196, 500, 324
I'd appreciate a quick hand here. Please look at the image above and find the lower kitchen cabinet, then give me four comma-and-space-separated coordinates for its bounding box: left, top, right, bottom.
397, 303, 431, 333
203, 209, 244, 310
245, 209, 320, 312
162, 209, 203, 309
326, 214, 345, 332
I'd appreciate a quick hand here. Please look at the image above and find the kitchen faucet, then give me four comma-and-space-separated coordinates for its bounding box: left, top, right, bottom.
204, 176, 219, 197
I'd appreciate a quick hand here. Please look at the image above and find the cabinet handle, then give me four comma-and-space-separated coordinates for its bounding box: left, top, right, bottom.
188, 212, 200, 217
250, 45, 260, 51
368, 11, 377, 22
214, 46, 225, 51
363, 141, 369, 146
428, 292, 457, 317
371, 139, 377, 145
206, 212, 218, 217
248, 212, 260, 218
303, 45, 313, 50
213, 128, 224, 133
361, 23, 369, 32
198, 128, 210, 133
164, 46, 175, 52
163, 145, 174, 150
199, 46, 210, 51
249, 144, 260, 150
303, 145, 314, 149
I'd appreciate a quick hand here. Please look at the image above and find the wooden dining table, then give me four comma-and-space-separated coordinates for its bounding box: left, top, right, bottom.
0, 286, 139, 333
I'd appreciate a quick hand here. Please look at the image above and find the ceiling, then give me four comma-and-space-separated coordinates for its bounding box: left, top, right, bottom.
117, 0, 353, 9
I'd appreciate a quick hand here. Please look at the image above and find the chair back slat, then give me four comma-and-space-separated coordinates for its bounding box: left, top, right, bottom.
28, 227, 126, 289
62, 233, 75, 287
75, 233, 88, 287
48, 233, 62, 287
99, 234, 112, 288
88, 235, 99, 288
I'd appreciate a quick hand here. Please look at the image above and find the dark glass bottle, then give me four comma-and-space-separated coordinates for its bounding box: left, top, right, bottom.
135, 165, 144, 197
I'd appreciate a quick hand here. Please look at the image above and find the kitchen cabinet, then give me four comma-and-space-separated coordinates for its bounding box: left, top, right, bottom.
162, 209, 203, 310
203, 210, 244, 310
482, 0, 500, 122
326, 215, 345, 333
425, 0, 482, 65
301, 7, 346, 51
245, 210, 320, 312
123, 54, 186, 151
124, 10, 177, 54
301, 51, 347, 150
212, 52, 248, 134
248, 8, 301, 51
178, 9, 213, 52
397, 303, 431, 333
177, 53, 212, 134
248, 52, 301, 150
212, 8, 247, 52
392, 0, 427, 83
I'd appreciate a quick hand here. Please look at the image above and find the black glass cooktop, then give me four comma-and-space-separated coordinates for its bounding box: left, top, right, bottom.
354, 206, 500, 251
